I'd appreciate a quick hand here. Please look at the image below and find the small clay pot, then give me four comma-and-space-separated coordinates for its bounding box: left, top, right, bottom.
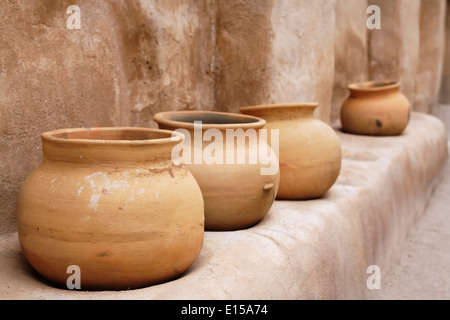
240, 103, 342, 200
16, 127, 204, 290
153, 110, 280, 231
340, 80, 411, 136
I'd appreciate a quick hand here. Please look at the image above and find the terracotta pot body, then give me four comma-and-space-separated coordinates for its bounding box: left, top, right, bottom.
340, 81, 411, 136
16, 127, 204, 290
153, 111, 280, 231
240, 103, 341, 200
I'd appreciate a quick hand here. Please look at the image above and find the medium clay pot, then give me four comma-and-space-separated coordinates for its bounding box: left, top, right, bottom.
16, 127, 204, 290
153, 111, 280, 231
340, 80, 411, 136
240, 103, 341, 200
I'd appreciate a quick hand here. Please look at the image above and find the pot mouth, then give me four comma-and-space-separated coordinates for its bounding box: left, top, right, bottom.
240, 102, 318, 113
153, 110, 266, 130
348, 80, 400, 91
42, 127, 183, 146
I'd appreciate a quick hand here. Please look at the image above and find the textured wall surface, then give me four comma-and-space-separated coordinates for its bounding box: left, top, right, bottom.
441, 1, 450, 103
368, 0, 421, 105
332, 0, 369, 124
368, 0, 447, 113
268, 0, 336, 122
0, 0, 449, 234
414, 0, 446, 113
213, 0, 274, 113
0, 0, 215, 233
0, 0, 132, 233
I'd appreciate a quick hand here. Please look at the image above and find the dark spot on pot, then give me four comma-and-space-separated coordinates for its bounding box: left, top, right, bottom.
118, 206, 124, 210
97, 252, 109, 257
375, 119, 383, 128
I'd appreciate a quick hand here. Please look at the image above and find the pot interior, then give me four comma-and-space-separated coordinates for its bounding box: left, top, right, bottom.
163, 112, 259, 125
51, 128, 172, 141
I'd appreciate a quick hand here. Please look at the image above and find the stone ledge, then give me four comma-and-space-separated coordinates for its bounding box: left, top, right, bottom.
0, 112, 448, 300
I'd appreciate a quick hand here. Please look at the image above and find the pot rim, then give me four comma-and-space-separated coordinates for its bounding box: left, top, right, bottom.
41, 127, 184, 146
240, 102, 318, 113
153, 110, 266, 130
348, 80, 400, 91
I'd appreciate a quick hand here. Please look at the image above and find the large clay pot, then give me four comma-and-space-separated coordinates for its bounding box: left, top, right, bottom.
16, 127, 204, 290
240, 103, 341, 200
153, 110, 280, 231
340, 80, 411, 136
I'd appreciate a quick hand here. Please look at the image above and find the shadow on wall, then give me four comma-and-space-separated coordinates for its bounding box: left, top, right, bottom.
440, 0, 450, 104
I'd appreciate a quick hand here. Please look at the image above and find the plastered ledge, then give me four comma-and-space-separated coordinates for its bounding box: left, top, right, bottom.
0, 112, 448, 300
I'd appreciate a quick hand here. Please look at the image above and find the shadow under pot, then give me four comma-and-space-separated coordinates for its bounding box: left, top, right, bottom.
340, 80, 411, 136
240, 103, 342, 200
153, 110, 280, 231
16, 127, 204, 291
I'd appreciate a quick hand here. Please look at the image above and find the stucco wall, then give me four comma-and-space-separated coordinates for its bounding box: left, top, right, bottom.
440, 0, 450, 103
0, 0, 448, 234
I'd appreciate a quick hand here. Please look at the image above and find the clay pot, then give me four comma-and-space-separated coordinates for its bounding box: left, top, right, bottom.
153, 110, 280, 231
16, 127, 204, 290
240, 103, 341, 200
340, 80, 411, 136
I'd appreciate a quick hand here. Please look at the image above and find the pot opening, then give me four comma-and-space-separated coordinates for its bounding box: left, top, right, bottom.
42, 128, 182, 163
370, 81, 397, 88
48, 128, 177, 142
163, 112, 259, 125
350, 80, 399, 90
